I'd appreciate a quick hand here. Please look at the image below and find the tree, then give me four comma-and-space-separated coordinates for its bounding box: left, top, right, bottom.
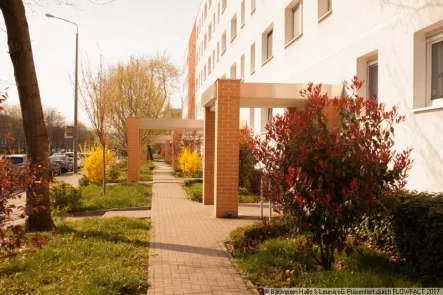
79, 55, 110, 195
0, 0, 54, 231
43, 107, 66, 151
255, 78, 413, 270
106, 54, 179, 156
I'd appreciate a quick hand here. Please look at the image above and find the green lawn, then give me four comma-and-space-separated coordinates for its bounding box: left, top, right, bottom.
183, 180, 203, 202
233, 236, 421, 288
0, 217, 150, 295
116, 162, 155, 183
78, 183, 152, 211
182, 180, 260, 203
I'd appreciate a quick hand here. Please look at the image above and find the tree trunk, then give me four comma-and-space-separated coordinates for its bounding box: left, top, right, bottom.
102, 143, 106, 195
0, 0, 55, 231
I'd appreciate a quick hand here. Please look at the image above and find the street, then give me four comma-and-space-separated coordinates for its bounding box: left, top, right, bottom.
7, 172, 83, 226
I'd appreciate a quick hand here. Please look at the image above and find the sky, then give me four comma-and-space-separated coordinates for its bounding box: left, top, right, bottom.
0, 0, 201, 125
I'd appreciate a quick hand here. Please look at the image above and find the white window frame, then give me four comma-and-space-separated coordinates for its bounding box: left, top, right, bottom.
367, 58, 378, 100
318, 0, 332, 22
426, 31, 443, 107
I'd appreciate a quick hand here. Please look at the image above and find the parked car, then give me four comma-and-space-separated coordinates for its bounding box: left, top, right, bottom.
50, 154, 73, 173
48, 159, 61, 176
65, 152, 82, 169
6, 154, 27, 169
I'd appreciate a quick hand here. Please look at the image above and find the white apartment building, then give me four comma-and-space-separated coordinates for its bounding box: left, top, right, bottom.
187, 0, 443, 192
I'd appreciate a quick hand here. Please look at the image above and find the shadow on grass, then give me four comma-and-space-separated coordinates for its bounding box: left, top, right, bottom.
56, 223, 150, 247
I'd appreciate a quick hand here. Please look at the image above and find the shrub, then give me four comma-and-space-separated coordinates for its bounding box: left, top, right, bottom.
178, 146, 202, 177
239, 128, 257, 190
229, 219, 290, 254
78, 175, 90, 187
354, 190, 443, 283
391, 191, 443, 282
81, 143, 115, 184
183, 179, 203, 202
106, 162, 120, 182
49, 182, 81, 212
254, 78, 413, 269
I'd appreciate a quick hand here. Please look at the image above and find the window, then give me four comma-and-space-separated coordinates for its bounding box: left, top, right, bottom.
367, 59, 378, 99
218, 2, 220, 23
213, 14, 216, 31
222, 0, 227, 12
208, 57, 212, 74
231, 14, 237, 42
262, 25, 274, 64
217, 42, 220, 61
204, 65, 207, 80
209, 0, 212, 7
251, 0, 256, 14
318, 0, 332, 21
230, 63, 237, 78
250, 43, 256, 74
240, 55, 245, 80
285, 1, 302, 46
209, 23, 212, 40
427, 32, 443, 105
222, 31, 227, 54
241, 0, 245, 27
204, 2, 208, 19
267, 31, 273, 59
213, 50, 216, 68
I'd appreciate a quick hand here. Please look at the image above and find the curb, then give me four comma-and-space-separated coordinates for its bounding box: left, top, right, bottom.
72, 206, 151, 217
218, 240, 260, 295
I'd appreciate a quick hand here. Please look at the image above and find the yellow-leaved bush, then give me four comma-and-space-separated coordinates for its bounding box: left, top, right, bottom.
178, 146, 202, 177
81, 143, 114, 184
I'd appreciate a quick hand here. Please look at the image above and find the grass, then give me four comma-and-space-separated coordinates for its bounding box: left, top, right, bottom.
182, 180, 260, 203
115, 161, 155, 183
234, 236, 422, 288
183, 179, 203, 202
78, 183, 152, 211
0, 217, 150, 295
238, 187, 260, 203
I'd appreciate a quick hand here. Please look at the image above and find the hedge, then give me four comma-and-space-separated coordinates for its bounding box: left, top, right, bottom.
355, 190, 443, 283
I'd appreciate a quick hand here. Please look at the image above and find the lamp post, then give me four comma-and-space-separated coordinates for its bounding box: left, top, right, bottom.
45, 13, 79, 173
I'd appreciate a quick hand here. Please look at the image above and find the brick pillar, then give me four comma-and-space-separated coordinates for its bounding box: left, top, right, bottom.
214, 79, 240, 217
165, 140, 171, 163
128, 117, 141, 182
171, 130, 181, 171
326, 102, 339, 131
203, 107, 215, 205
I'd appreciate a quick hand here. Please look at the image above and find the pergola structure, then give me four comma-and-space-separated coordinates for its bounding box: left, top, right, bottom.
128, 79, 343, 218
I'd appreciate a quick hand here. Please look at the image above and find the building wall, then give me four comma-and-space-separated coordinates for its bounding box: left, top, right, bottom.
187, 0, 443, 192
188, 23, 197, 120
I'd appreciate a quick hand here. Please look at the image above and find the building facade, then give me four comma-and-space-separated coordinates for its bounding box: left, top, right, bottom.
182, 0, 443, 192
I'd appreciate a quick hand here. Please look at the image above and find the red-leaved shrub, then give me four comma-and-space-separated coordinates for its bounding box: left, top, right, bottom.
254, 77, 413, 269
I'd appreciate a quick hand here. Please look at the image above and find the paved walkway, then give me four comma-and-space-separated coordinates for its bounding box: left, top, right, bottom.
148, 162, 260, 295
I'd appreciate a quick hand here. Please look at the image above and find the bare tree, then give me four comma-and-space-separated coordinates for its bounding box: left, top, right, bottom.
79, 54, 110, 195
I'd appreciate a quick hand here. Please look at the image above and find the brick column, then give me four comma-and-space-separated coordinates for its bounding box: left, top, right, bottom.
203, 107, 215, 205
214, 79, 240, 217
165, 140, 171, 163
128, 117, 141, 182
171, 130, 182, 171
326, 102, 339, 131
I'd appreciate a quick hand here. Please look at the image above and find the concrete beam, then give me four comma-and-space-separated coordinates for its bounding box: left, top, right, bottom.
140, 119, 203, 130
